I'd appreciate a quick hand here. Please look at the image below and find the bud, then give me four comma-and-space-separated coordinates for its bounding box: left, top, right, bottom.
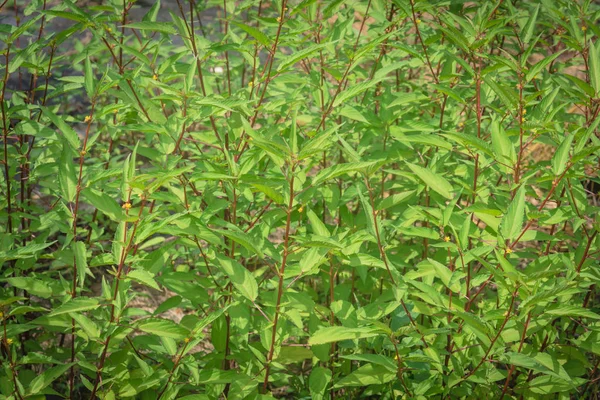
122, 202, 132, 210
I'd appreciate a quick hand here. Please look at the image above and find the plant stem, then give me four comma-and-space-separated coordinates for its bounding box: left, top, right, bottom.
1, 45, 12, 234
263, 162, 296, 392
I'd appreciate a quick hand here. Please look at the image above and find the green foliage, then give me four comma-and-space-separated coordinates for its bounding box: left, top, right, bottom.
1, 0, 600, 399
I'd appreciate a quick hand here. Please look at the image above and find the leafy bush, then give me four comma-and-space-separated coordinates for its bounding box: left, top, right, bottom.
1, 0, 600, 398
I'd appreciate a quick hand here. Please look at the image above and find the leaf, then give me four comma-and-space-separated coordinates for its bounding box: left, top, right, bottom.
483, 75, 518, 109
231, 21, 271, 47
28, 364, 73, 395
142, 0, 160, 22
137, 318, 190, 339
0, 241, 56, 263
123, 21, 177, 34
59, 142, 77, 203
3, 277, 52, 298
526, 51, 564, 82
490, 118, 516, 168
309, 326, 381, 345
71, 312, 100, 339
406, 162, 454, 199
309, 367, 332, 400
501, 352, 574, 384
376, 191, 415, 210
428, 258, 459, 293
42, 107, 80, 150
215, 254, 258, 302
126, 269, 160, 290
277, 42, 330, 72
589, 40, 600, 95
313, 161, 380, 186
299, 247, 328, 274
339, 105, 369, 123
500, 186, 526, 241
545, 305, 600, 319
333, 364, 396, 388
84, 55, 94, 99
552, 134, 573, 175
521, 4, 539, 44
276, 346, 314, 364
307, 209, 330, 236
215, 228, 264, 259
49, 298, 99, 316
298, 125, 339, 160
82, 188, 126, 221
73, 241, 88, 288
333, 78, 382, 107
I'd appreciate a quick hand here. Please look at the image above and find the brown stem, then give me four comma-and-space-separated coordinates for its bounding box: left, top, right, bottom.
1, 45, 13, 234
499, 311, 531, 399
364, 177, 428, 348
463, 287, 518, 381
263, 162, 296, 391
89, 199, 147, 399
409, 0, 438, 84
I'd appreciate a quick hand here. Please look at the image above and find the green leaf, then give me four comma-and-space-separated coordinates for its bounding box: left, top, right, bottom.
428, 258, 460, 293
215, 254, 258, 302
490, 118, 516, 169
309, 326, 381, 345
42, 107, 80, 150
521, 4, 539, 44
313, 161, 381, 186
307, 209, 330, 237
123, 21, 177, 34
406, 163, 454, 199
309, 367, 332, 400
277, 42, 330, 72
49, 298, 99, 316
339, 105, 369, 123
216, 228, 264, 259
545, 305, 600, 319
589, 40, 600, 95
28, 364, 73, 395
126, 269, 160, 290
73, 241, 88, 288
59, 141, 77, 203
231, 21, 271, 47
500, 352, 574, 384
376, 191, 415, 210
333, 364, 396, 388
137, 318, 189, 339
483, 75, 518, 109
3, 277, 52, 298
551, 134, 573, 175
526, 50, 564, 82
84, 55, 94, 99
82, 188, 126, 221
71, 312, 100, 339
500, 186, 526, 241
276, 346, 314, 364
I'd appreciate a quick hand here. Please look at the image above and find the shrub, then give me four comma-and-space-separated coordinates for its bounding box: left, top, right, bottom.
1, 0, 599, 399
